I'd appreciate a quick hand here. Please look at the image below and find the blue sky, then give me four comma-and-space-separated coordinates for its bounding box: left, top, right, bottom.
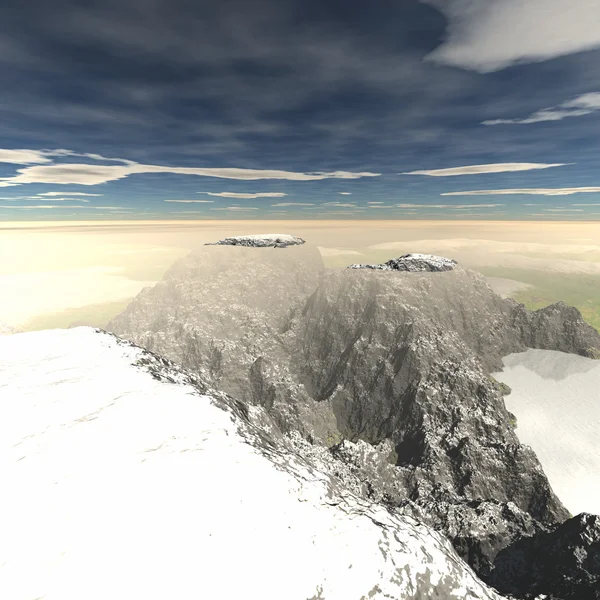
2, 0, 600, 220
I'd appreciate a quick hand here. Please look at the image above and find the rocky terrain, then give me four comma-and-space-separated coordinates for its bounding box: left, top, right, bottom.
349, 253, 458, 272
0, 327, 508, 600
205, 233, 305, 247
0, 321, 20, 335
107, 238, 600, 599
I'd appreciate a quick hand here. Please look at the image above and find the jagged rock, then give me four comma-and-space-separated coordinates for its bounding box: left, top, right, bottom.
349, 253, 458, 272
509, 300, 600, 359
205, 233, 305, 248
0, 321, 20, 335
0, 327, 508, 600
490, 513, 600, 600
108, 247, 600, 599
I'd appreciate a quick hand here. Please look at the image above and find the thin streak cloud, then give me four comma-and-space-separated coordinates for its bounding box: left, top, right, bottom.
443, 188, 600, 196
401, 163, 567, 176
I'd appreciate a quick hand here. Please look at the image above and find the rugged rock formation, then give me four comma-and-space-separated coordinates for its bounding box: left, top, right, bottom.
491, 513, 600, 600
349, 253, 457, 272
0, 327, 508, 600
108, 247, 600, 599
206, 233, 305, 248
0, 321, 20, 335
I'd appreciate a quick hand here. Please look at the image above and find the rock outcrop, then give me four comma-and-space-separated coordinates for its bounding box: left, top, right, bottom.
205, 233, 305, 248
108, 247, 600, 599
349, 253, 457, 272
0, 327, 509, 600
491, 513, 600, 600
0, 321, 20, 335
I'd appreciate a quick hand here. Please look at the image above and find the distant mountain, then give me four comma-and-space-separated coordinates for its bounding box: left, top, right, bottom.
0, 327, 507, 600
108, 240, 600, 599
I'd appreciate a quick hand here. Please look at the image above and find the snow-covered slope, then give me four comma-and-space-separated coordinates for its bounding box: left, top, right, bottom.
0, 327, 505, 600
494, 349, 600, 517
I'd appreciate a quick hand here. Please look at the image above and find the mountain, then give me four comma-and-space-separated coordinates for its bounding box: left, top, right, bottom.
107, 240, 600, 599
0, 327, 508, 600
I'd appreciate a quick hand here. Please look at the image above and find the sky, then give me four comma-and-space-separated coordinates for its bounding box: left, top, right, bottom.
2, 0, 600, 220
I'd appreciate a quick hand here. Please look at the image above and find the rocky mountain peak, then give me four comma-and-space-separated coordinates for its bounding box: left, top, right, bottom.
107, 245, 600, 599
205, 233, 305, 248
348, 253, 458, 272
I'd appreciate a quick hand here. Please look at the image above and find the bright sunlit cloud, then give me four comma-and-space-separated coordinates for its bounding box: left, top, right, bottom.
0, 148, 381, 187
423, 0, 600, 72
401, 163, 568, 176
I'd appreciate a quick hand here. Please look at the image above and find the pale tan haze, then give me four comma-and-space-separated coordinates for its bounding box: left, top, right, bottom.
3, 219, 600, 331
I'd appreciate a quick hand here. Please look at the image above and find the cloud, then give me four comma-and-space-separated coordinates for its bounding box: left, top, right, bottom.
199, 192, 287, 198
545, 208, 584, 212
210, 206, 260, 211
396, 203, 504, 208
368, 201, 384, 205
422, 0, 600, 72
323, 202, 359, 208
339, 192, 352, 195
164, 200, 215, 203
0, 149, 381, 187
401, 163, 567, 176
36, 192, 104, 197
0, 204, 90, 209
0, 149, 55, 164
271, 202, 315, 207
443, 188, 600, 196
483, 92, 600, 125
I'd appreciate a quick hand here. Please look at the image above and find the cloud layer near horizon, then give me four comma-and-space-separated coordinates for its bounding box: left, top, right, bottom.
443, 187, 600, 196
0, 148, 380, 187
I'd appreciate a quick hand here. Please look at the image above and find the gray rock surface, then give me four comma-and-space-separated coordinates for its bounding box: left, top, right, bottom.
205, 233, 305, 248
490, 513, 600, 600
108, 247, 600, 599
349, 253, 458, 272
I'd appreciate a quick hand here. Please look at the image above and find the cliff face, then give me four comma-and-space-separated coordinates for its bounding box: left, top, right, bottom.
107, 245, 600, 599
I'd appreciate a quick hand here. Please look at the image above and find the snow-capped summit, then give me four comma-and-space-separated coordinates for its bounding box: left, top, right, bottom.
348, 253, 458, 272
0, 327, 505, 600
206, 233, 305, 247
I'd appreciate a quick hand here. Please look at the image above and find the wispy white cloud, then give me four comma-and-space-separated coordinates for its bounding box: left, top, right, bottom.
401, 163, 567, 176
0, 149, 56, 165
36, 192, 104, 197
545, 208, 584, 212
396, 203, 504, 208
200, 192, 287, 198
164, 200, 215, 203
367, 201, 384, 205
0, 204, 90, 209
271, 202, 315, 207
210, 206, 260, 211
0, 148, 381, 187
323, 202, 359, 208
443, 187, 600, 196
339, 192, 352, 195
423, 0, 600, 72
483, 92, 600, 125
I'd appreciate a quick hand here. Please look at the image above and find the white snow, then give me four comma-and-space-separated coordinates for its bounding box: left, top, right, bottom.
0, 328, 503, 600
494, 349, 600, 516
